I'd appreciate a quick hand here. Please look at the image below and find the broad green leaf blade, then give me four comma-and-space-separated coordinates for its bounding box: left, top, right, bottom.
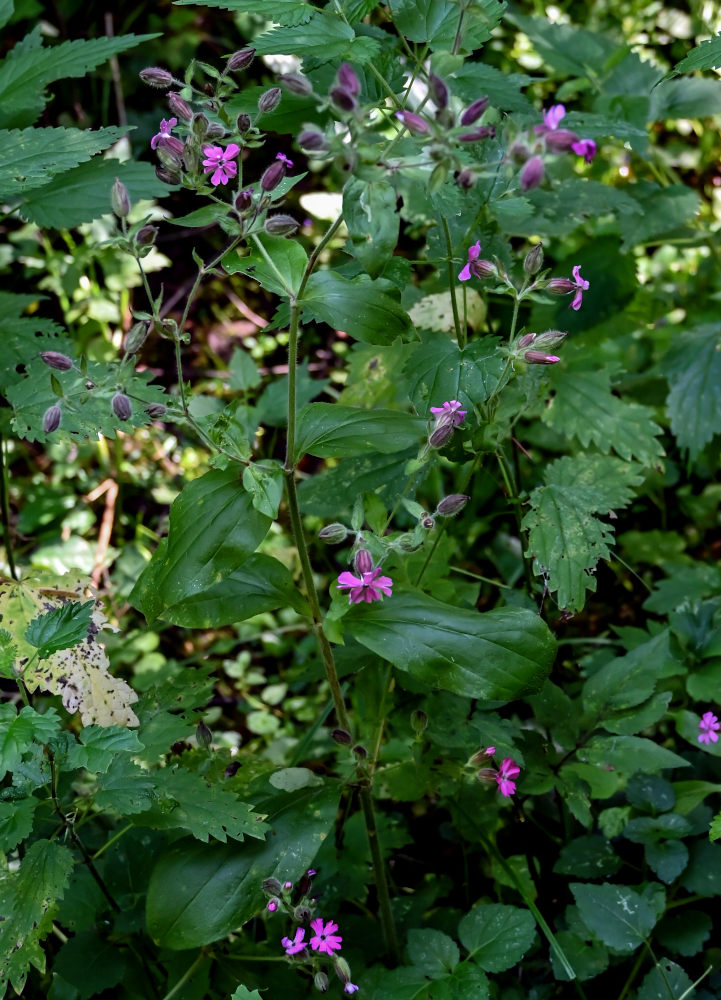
571, 883, 664, 952
231, 988, 264, 1000
345, 590, 556, 700
343, 177, 400, 278
301, 272, 412, 344
73, 725, 144, 773
25, 599, 94, 659
223, 235, 308, 298
458, 904, 536, 973
661, 324, 721, 459
672, 33, 721, 74
406, 929, 459, 978
582, 631, 674, 717
0, 126, 126, 199
0, 704, 61, 781
294, 403, 424, 461
0, 0, 12, 32
146, 784, 339, 949
637, 960, 694, 1000
242, 462, 284, 518
54, 931, 126, 1000
402, 334, 504, 413
584, 735, 690, 774
0, 798, 38, 853
174, 0, 313, 25
252, 11, 356, 61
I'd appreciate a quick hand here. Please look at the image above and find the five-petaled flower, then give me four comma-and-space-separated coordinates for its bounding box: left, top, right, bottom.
202, 143, 240, 186
535, 104, 566, 133
571, 138, 597, 164
430, 400, 467, 426
458, 240, 481, 281
309, 918, 343, 955
496, 757, 520, 797
281, 927, 307, 955
698, 711, 720, 745
570, 265, 589, 310
337, 568, 393, 604
151, 117, 177, 149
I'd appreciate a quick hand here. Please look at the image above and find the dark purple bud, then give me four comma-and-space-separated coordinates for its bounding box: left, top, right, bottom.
428, 418, 454, 449
112, 392, 132, 421
227, 47, 255, 72
258, 87, 282, 113
156, 142, 184, 172
429, 73, 449, 109
196, 721, 212, 748
40, 351, 73, 371
278, 72, 313, 96
523, 243, 544, 275
236, 113, 251, 134
354, 549, 373, 575
329, 85, 358, 112
298, 127, 328, 151
337, 62, 360, 96
460, 96, 489, 125
524, 350, 560, 364
124, 321, 149, 355
262, 877, 283, 895
205, 122, 227, 140
547, 278, 577, 294
520, 155, 545, 191
352, 744, 368, 759
509, 140, 531, 163
395, 110, 430, 135
146, 403, 167, 419
518, 332, 537, 348
43, 405, 62, 433
331, 728, 352, 746
545, 129, 580, 153
260, 154, 292, 193
319, 523, 348, 543
155, 165, 180, 185
469, 258, 496, 279
264, 213, 299, 236
234, 187, 254, 214
455, 168, 476, 189
111, 177, 131, 218
136, 225, 158, 246
224, 761, 241, 778
167, 91, 193, 122
436, 494, 470, 516
421, 516, 435, 530
458, 125, 495, 142
293, 904, 311, 922
140, 66, 173, 88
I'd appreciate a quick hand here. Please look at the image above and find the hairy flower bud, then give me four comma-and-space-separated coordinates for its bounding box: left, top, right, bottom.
136, 224, 158, 246
411, 709, 428, 734
428, 418, 455, 449
535, 329, 568, 349
260, 153, 292, 193
330, 85, 358, 112
421, 515, 435, 530
234, 187, 254, 214
314, 972, 329, 993
436, 494, 470, 516
167, 91, 193, 122
476, 767, 497, 784
293, 904, 311, 922
191, 112, 210, 139
227, 47, 255, 72
264, 213, 299, 237
258, 87, 282, 113
146, 403, 167, 419
524, 350, 560, 364
517, 332, 537, 349
43, 404, 62, 433
279, 72, 313, 96
140, 66, 173, 88
318, 522, 348, 543
429, 73, 449, 109
352, 743, 368, 759
298, 127, 328, 152
469, 746, 495, 765
40, 351, 73, 371
354, 549, 373, 575
196, 721, 212, 748
520, 155, 545, 191
112, 392, 132, 421
262, 877, 283, 895
337, 62, 361, 96
545, 128, 580, 153
509, 139, 531, 163
524, 243, 544, 275
460, 96, 489, 125
455, 167, 476, 189
111, 177, 131, 218
546, 278, 577, 294
156, 141, 184, 172
469, 258, 496, 279
395, 110, 430, 135
458, 125, 495, 142
331, 728, 352, 746
236, 112, 251, 133
124, 321, 149, 355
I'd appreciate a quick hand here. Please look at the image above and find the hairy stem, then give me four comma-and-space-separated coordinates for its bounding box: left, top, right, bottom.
0, 433, 17, 579
441, 216, 465, 349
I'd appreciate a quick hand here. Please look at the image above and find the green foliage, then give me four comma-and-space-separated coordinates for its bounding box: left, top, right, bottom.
300, 272, 413, 344
25, 598, 94, 658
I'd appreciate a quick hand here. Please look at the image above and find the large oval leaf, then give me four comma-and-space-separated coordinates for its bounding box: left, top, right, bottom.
294, 403, 425, 461
300, 272, 411, 344
345, 591, 556, 700
146, 784, 339, 949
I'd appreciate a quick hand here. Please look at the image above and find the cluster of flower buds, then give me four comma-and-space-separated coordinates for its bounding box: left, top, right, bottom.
330, 62, 361, 114
470, 747, 522, 797
513, 329, 567, 366
510, 102, 597, 192
428, 399, 467, 449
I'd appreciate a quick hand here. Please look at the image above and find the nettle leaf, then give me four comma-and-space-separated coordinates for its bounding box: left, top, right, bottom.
223, 235, 308, 299
402, 334, 504, 413
661, 323, 721, 459
525, 180, 643, 238
253, 11, 360, 61
458, 903, 536, 973
345, 590, 555, 700
509, 11, 619, 76
544, 369, 664, 466
637, 959, 694, 1000
571, 883, 664, 952
651, 77, 721, 120
68, 726, 144, 774
452, 61, 534, 114
406, 928, 460, 977
301, 272, 412, 344
0, 839, 74, 996
0, 797, 38, 853
343, 177, 399, 279
53, 931, 126, 1000
231, 988, 264, 1000
174, 0, 313, 25
25, 599, 94, 659
294, 403, 424, 460
0, 704, 61, 781
671, 33, 721, 74
617, 182, 702, 250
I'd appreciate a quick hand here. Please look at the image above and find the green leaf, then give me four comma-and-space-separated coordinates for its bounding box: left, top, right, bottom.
343, 177, 399, 278
458, 903, 536, 973
406, 929, 459, 978
681, 840, 721, 896
0, 797, 38, 853
583, 735, 690, 775
94, 756, 155, 814
230, 988, 264, 1000
242, 462, 284, 518
53, 931, 125, 1000
651, 77, 721, 119
252, 10, 356, 61
25, 599, 94, 659
655, 910, 712, 956
223, 235, 308, 298
554, 836, 621, 880
345, 591, 555, 700
228, 349, 261, 392
661, 323, 721, 459
0, 1, 13, 32
672, 33, 721, 74
174, 0, 313, 25
571, 883, 663, 952
402, 334, 504, 413
294, 403, 424, 461
636, 959, 694, 1000
0, 628, 17, 677
582, 631, 673, 717
146, 785, 339, 949
544, 369, 664, 466
71, 726, 144, 773
0, 125, 126, 198
0, 839, 74, 996
550, 930, 608, 982
644, 840, 689, 884
300, 272, 412, 344
508, 11, 619, 77
616, 182, 702, 250
0, 704, 61, 781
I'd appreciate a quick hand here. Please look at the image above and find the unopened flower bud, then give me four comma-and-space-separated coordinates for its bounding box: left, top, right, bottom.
397, 533, 423, 551
395, 110, 430, 135
524, 350, 560, 364
476, 767, 497, 784
458, 125, 495, 142
545, 129, 580, 153
524, 243, 544, 275
111, 177, 131, 218
436, 494, 469, 516
279, 72, 313, 96
546, 278, 577, 294
191, 112, 210, 139
258, 87, 282, 113
234, 188, 254, 214
334, 958, 354, 986
352, 744, 368, 759
293, 904, 311, 922
318, 523, 348, 543
337, 63, 361, 95
520, 155, 545, 191
428, 418, 454, 449
140, 66, 173, 88
155, 165, 181, 185
296, 872, 313, 897
421, 516, 435, 530
146, 403, 167, 419
535, 329, 567, 349
112, 392, 132, 421
136, 225, 158, 246
518, 332, 536, 348
267, 897, 279, 911
314, 972, 329, 993
236, 113, 251, 133
196, 721, 212, 748
429, 73, 449, 109
354, 549, 373, 575
460, 96, 489, 125
429, 161, 448, 194
331, 728, 352, 746
227, 47, 255, 72
469, 746, 496, 765
124, 321, 149, 355
298, 127, 328, 151
167, 91, 193, 122
40, 351, 73, 371
455, 168, 475, 189
156, 142, 184, 172
224, 761, 241, 778
330, 85, 358, 112
469, 258, 496, 279
509, 139, 531, 163
260, 154, 292, 192
264, 213, 299, 237
262, 877, 284, 895
43, 404, 62, 433
411, 709, 428, 734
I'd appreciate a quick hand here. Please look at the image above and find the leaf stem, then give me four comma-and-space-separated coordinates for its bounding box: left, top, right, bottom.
441, 216, 465, 349
160, 952, 207, 1000
0, 432, 18, 579
358, 780, 401, 964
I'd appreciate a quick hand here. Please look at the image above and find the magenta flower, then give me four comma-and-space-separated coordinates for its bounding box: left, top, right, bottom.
570, 265, 589, 310
496, 757, 520, 797
344, 986, 359, 995
267, 900, 278, 911
458, 240, 481, 281
202, 143, 240, 186
309, 918, 343, 955
430, 400, 467, 426
281, 927, 307, 955
698, 711, 720, 745
534, 103, 566, 134
337, 568, 393, 604
572, 138, 597, 164
276, 151, 294, 169
150, 117, 177, 150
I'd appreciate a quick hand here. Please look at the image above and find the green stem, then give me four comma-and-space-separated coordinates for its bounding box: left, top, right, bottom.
92, 823, 133, 860
358, 781, 401, 963
452, 1, 468, 54
0, 433, 17, 579
160, 953, 207, 1000
441, 216, 465, 349
415, 528, 443, 586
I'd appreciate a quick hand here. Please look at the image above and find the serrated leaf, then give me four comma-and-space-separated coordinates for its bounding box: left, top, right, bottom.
228, 349, 261, 392
672, 33, 721, 74
0, 628, 16, 677
0, 125, 126, 198
25, 599, 94, 659
94, 756, 155, 814
661, 323, 721, 459
458, 903, 536, 973
343, 177, 399, 278
571, 883, 663, 952
72, 725, 144, 773
545, 369, 664, 466
616, 182, 702, 250
583, 735, 690, 774
174, 0, 313, 26
655, 910, 712, 956
230, 988, 264, 1000
53, 931, 126, 1000
636, 959, 694, 1000
223, 235, 308, 298
0, 704, 61, 780
294, 403, 424, 461
554, 836, 621, 880
402, 334, 504, 413
252, 11, 356, 61
509, 11, 619, 77
406, 929, 459, 978
0, 797, 38, 853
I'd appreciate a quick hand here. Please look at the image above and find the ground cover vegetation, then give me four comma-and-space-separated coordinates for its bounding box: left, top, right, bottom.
1, 0, 721, 997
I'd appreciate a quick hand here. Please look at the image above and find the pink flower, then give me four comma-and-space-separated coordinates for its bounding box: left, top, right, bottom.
430, 400, 467, 426
202, 143, 240, 186
281, 927, 307, 955
496, 757, 520, 797
276, 152, 294, 169
458, 240, 481, 281
344, 986, 359, 995
309, 918, 343, 955
698, 711, 720, 745
267, 900, 278, 911
337, 568, 393, 604
570, 265, 589, 310
151, 117, 177, 150
572, 138, 597, 164
535, 103, 566, 134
